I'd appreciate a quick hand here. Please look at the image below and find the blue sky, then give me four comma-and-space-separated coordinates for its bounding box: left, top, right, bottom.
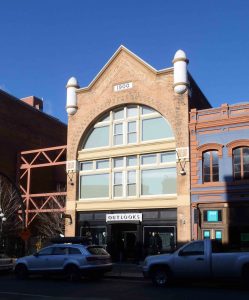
0, 0, 249, 123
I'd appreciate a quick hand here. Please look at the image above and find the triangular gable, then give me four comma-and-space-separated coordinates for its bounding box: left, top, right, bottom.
77, 45, 173, 92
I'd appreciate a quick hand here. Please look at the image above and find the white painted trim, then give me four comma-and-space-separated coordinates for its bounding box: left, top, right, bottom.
76, 45, 174, 92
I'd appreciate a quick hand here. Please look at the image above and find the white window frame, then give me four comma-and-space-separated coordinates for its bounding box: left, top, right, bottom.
82, 105, 174, 151
78, 152, 177, 201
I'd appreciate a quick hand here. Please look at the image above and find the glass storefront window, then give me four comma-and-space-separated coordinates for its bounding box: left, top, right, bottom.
203, 230, 210, 239
141, 167, 176, 195
127, 156, 137, 167
84, 126, 109, 149
80, 161, 93, 171
96, 159, 109, 169
161, 152, 176, 163
142, 117, 173, 141
141, 154, 157, 165
114, 157, 124, 168
127, 170, 136, 196
79, 152, 177, 199
114, 109, 124, 120
127, 106, 138, 117
215, 230, 222, 240
80, 173, 109, 198
114, 172, 123, 197
143, 226, 175, 253
80, 226, 107, 247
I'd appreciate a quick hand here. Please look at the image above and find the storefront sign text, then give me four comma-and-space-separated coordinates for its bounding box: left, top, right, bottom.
106, 213, 142, 222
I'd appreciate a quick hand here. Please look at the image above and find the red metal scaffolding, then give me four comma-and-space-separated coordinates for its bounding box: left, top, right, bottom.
19, 145, 67, 227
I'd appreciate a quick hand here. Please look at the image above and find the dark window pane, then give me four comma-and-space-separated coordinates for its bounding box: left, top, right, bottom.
244, 172, 249, 179
212, 151, 219, 164
234, 156, 241, 164
244, 164, 249, 172
234, 172, 241, 180
234, 164, 241, 172
233, 148, 240, 156
203, 167, 210, 176
243, 147, 249, 156
204, 175, 210, 182
213, 174, 219, 182
243, 155, 249, 164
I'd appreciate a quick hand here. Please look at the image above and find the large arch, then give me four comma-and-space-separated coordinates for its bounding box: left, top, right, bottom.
79, 104, 174, 151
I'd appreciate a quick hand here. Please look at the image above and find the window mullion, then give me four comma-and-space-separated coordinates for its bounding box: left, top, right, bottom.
210, 152, 213, 182
241, 148, 244, 179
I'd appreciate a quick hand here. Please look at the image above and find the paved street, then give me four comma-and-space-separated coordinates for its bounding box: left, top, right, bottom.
0, 273, 249, 300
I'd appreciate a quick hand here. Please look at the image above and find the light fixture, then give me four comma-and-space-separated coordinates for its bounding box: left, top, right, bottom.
60, 212, 72, 225
176, 148, 187, 176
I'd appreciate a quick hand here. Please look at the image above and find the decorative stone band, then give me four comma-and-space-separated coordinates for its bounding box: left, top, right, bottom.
66, 83, 79, 88
172, 57, 189, 64
66, 105, 78, 109
173, 82, 189, 88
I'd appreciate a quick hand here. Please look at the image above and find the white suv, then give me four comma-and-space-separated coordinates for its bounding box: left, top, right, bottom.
15, 243, 112, 281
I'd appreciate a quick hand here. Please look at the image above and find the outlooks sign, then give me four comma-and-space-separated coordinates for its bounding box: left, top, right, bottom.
106, 213, 142, 223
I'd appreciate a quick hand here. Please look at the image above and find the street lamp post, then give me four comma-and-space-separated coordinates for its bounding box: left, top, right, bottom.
0, 207, 7, 249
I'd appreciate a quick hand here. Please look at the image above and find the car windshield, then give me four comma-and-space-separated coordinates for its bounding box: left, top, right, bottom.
87, 246, 108, 255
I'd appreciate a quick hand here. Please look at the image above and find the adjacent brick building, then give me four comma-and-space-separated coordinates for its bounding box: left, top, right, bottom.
0, 90, 67, 183
190, 103, 249, 248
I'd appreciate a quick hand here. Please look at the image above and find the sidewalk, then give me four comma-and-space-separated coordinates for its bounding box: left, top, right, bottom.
106, 262, 144, 279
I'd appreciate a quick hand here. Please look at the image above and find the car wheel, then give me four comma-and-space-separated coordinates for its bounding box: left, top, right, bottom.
65, 265, 81, 282
15, 264, 28, 279
151, 267, 170, 287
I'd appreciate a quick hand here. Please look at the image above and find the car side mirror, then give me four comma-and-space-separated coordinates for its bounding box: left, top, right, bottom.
33, 252, 39, 257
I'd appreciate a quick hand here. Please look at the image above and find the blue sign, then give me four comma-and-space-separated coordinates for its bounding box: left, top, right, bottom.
207, 210, 218, 222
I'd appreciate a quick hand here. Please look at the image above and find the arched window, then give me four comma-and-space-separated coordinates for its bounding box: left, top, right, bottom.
233, 147, 249, 180
82, 105, 174, 149
202, 151, 219, 183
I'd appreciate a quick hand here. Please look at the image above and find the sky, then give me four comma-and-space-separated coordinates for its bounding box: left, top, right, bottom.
0, 0, 249, 124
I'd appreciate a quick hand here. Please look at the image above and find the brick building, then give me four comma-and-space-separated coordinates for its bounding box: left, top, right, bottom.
0, 90, 67, 246
65, 46, 210, 260
190, 103, 249, 248
0, 89, 67, 183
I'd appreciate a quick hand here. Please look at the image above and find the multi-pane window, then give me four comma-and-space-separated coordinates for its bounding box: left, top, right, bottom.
83, 105, 174, 149
233, 147, 249, 180
202, 151, 219, 183
79, 151, 176, 199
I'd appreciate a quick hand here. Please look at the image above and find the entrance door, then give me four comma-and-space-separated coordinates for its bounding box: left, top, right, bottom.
110, 223, 138, 262
124, 231, 137, 261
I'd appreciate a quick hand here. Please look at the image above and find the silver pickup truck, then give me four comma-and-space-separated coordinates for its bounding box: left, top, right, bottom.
143, 239, 249, 286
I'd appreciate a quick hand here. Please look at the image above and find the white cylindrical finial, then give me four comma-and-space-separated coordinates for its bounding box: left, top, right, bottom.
172, 50, 189, 94
66, 77, 79, 115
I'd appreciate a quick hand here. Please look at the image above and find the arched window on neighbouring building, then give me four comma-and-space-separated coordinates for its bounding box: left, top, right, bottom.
232, 147, 249, 180
202, 150, 219, 183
